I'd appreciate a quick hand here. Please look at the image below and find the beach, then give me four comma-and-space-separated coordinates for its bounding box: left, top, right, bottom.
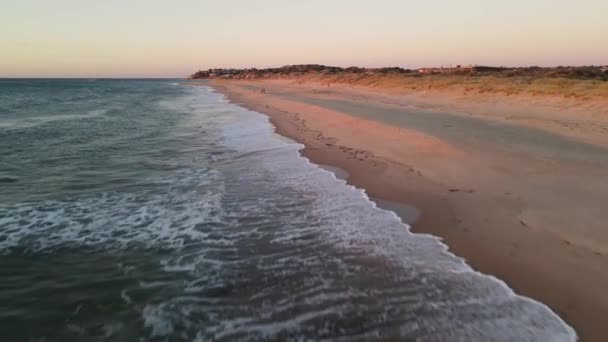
211, 78, 608, 341
4, 79, 579, 341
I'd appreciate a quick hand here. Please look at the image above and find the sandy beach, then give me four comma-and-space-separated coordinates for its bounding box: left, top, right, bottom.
209, 78, 608, 341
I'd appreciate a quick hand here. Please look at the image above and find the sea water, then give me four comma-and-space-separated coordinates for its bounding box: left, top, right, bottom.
0, 79, 576, 341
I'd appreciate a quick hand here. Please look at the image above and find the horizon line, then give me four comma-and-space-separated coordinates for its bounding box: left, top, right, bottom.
3, 64, 608, 79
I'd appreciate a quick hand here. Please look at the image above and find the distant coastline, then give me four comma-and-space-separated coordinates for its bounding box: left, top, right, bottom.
190, 64, 608, 100
189, 64, 608, 80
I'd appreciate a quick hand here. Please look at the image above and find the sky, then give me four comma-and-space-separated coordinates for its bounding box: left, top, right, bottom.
1, 0, 607, 78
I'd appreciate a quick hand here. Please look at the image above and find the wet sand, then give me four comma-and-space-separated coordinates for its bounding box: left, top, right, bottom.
209, 79, 608, 341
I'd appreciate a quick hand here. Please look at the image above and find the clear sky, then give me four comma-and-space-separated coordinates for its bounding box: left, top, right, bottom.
2, 0, 607, 77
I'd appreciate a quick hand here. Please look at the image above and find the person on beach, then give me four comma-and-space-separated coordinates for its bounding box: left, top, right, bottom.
260, 87, 266, 94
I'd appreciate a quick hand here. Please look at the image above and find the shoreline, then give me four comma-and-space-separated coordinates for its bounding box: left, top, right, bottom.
208, 79, 608, 341
318, 163, 422, 225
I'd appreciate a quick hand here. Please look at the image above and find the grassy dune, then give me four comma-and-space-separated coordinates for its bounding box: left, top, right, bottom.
307, 73, 608, 99
191, 65, 608, 100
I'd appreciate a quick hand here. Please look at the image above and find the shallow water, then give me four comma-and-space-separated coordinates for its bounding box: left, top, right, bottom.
0, 79, 575, 341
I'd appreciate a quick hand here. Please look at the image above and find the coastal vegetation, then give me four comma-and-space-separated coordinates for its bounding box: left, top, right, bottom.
190, 64, 608, 99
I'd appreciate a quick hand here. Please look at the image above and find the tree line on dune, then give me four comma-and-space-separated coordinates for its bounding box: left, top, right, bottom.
189, 64, 608, 81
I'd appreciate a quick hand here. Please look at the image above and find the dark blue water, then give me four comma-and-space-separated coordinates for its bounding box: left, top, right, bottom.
0, 79, 575, 341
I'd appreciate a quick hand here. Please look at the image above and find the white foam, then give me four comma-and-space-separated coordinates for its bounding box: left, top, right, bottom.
0, 170, 224, 253
120, 290, 133, 305
142, 304, 175, 337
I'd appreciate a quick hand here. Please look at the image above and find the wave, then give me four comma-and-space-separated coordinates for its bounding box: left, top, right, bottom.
0, 108, 108, 130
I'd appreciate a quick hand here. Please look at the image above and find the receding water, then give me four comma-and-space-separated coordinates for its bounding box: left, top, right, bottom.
0, 79, 575, 341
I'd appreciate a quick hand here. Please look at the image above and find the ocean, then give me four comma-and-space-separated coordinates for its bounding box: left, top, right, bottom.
0, 79, 575, 341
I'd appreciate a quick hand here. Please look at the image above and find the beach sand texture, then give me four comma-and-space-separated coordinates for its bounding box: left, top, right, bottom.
209, 79, 608, 342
